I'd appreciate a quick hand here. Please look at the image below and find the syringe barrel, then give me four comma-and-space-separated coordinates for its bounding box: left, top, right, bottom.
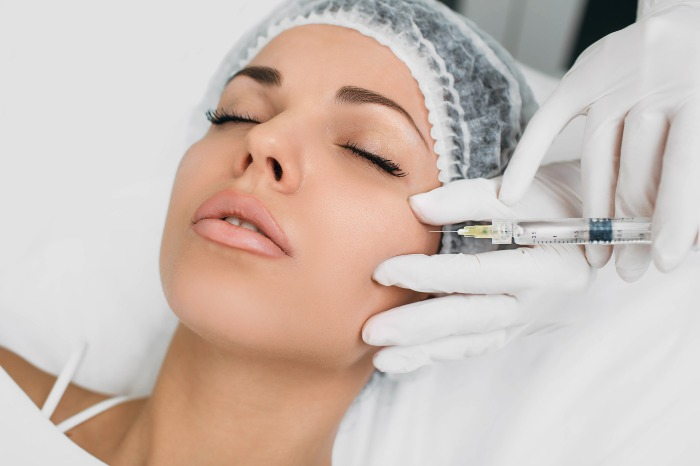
503, 218, 652, 245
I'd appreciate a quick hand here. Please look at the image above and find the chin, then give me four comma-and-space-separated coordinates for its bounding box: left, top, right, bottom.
166, 277, 374, 371
159, 239, 400, 371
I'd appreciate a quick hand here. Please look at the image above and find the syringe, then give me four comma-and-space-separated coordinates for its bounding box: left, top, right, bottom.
438, 218, 652, 245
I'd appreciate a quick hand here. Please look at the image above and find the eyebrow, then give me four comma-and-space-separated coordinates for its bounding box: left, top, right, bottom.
227, 67, 428, 147
227, 66, 282, 86
335, 86, 428, 147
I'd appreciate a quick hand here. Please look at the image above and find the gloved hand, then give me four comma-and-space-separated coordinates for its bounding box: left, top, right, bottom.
364, 162, 593, 373
498, 0, 700, 282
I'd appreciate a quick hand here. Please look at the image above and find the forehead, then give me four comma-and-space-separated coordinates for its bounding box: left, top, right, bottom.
245, 24, 429, 124
248, 24, 401, 77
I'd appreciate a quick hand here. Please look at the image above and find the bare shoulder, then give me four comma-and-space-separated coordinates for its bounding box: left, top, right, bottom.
0, 345, 57, 407
0, 345, 109, 423
0, 345, 146, 461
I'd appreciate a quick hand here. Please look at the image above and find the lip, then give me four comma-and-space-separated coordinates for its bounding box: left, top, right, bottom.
191, 189, 292, 257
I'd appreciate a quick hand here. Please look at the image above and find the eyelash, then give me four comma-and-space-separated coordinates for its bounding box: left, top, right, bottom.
204, 109, 408, 178
341, 142, 408, 178
206, 108, 260, 125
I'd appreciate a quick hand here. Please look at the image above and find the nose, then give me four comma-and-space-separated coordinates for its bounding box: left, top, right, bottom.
233, 116, 302, 193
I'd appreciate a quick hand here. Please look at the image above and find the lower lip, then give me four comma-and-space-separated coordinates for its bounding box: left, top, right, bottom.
192, 219, 286, 258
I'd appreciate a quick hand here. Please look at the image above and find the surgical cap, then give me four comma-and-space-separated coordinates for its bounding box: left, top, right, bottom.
192, 0, 537, 255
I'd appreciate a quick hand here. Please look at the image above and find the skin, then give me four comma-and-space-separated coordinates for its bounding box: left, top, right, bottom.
6, 24, 443, 466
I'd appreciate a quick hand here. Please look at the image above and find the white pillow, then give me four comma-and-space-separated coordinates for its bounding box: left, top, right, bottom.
0, 0, 286, 395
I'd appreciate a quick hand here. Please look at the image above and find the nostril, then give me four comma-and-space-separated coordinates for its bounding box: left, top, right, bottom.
271, 159, 283, 181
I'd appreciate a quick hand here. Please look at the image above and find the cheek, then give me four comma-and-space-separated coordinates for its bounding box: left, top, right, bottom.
160, 140, 233, 303
290, 171, 439, 325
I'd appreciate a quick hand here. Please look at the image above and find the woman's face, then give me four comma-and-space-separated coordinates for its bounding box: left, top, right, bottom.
160, 25, 441, 370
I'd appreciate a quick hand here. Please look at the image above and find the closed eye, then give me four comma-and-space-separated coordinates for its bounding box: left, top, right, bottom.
205, 108, 407, 178
340, 142, 408, 178
206, 108, 260, 125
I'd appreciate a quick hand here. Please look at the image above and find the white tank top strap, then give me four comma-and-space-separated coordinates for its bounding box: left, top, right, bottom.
39, 340, 142, 433
56, 394, 142, 433
41, 341, 88, 419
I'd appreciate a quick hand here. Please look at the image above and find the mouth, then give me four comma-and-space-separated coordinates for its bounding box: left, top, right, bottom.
190, 190, 292, 258
220, 216, 267, 237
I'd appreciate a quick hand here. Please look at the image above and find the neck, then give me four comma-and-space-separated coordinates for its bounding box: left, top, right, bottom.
108, 323, 376, 466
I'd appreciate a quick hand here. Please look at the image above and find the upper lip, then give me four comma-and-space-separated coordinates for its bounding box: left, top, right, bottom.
191, 189, 292, 256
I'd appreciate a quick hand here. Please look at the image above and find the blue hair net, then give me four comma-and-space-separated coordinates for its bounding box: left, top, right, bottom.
192, 0, 537, 254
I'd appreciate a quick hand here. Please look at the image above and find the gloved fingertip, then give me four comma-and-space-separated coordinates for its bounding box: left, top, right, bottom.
362, 324, 394, 346
585, 245, 612, 268
616, 265, 647, 283
651, 228, 687, 273
496, 181, 522, 206
373, 352, 426, 373
371, 262, 393, 286
408, 192, 435, 221
361, 324, 373, 345
652, 249, 683, 273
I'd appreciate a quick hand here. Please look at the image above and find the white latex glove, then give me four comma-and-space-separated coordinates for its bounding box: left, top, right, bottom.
499, 0, 700, 282
364, 162, 593, 373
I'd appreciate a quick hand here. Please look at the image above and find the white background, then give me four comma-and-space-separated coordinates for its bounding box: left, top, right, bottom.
459, 0, 589, 76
